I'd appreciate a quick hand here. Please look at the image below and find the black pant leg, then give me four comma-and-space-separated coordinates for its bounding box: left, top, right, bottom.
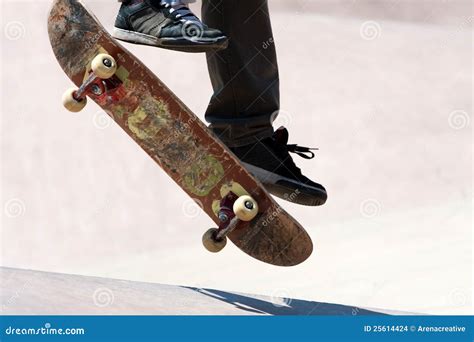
202, 0, 279, 147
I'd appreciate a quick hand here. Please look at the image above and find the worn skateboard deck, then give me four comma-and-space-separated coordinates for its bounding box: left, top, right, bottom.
48, 0, 312, 266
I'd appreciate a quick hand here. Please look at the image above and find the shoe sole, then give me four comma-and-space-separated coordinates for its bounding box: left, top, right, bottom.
113, 27, 228, 53
242, 162, 327, 206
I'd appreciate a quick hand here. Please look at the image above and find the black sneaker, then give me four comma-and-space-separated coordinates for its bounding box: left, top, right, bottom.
230, 127, 327, 206
113, 0, 228, 52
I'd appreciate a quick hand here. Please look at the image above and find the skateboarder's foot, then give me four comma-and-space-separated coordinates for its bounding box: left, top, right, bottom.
113, 0, 228, 53
231, 127, 327, 206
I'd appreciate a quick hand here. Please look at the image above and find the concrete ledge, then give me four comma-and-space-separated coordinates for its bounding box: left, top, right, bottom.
0, 267, 408, 315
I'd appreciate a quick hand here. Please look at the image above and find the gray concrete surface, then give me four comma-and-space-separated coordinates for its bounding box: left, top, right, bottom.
1, 1, 472, 315
1, 267, 406, 315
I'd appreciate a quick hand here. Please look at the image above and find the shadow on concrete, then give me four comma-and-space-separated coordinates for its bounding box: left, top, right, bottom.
183, 287, 385, 316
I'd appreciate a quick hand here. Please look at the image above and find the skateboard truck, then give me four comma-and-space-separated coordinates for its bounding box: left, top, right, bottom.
202, 192, 259, 253
62, 54, 118, 112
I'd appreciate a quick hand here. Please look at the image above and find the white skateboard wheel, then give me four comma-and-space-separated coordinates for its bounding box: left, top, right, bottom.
202, 228, 227, 253
62, 88, 87, 112
91, 54, 117, 79
233, 195, 258, 222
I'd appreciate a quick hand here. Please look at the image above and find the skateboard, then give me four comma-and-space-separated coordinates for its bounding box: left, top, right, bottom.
48, 0, 313, 266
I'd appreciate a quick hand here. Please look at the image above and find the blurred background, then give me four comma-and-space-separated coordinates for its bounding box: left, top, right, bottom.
1, 0, 472, 314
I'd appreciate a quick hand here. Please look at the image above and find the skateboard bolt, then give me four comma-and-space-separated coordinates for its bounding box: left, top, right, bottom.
103, 58, 113, 67
244, 201, 254, 210
218, 212, 228, 222
91, 84, 103, 95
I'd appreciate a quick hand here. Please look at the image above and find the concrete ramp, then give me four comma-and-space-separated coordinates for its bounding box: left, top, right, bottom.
0, 268, 402, 315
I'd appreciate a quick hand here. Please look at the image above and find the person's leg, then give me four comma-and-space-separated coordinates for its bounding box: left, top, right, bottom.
113, 0, 228, 52
202, 0, 279, 147
202, 0, 327, 206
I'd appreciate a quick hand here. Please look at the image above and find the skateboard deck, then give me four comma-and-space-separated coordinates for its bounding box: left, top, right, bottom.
48, 0, 313, 266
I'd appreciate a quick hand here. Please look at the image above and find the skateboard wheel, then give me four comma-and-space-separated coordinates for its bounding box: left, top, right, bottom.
233, 195, 258, 222
202, 228, 227, 253
91, 54, 117, 79
62, 88, 87, 112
